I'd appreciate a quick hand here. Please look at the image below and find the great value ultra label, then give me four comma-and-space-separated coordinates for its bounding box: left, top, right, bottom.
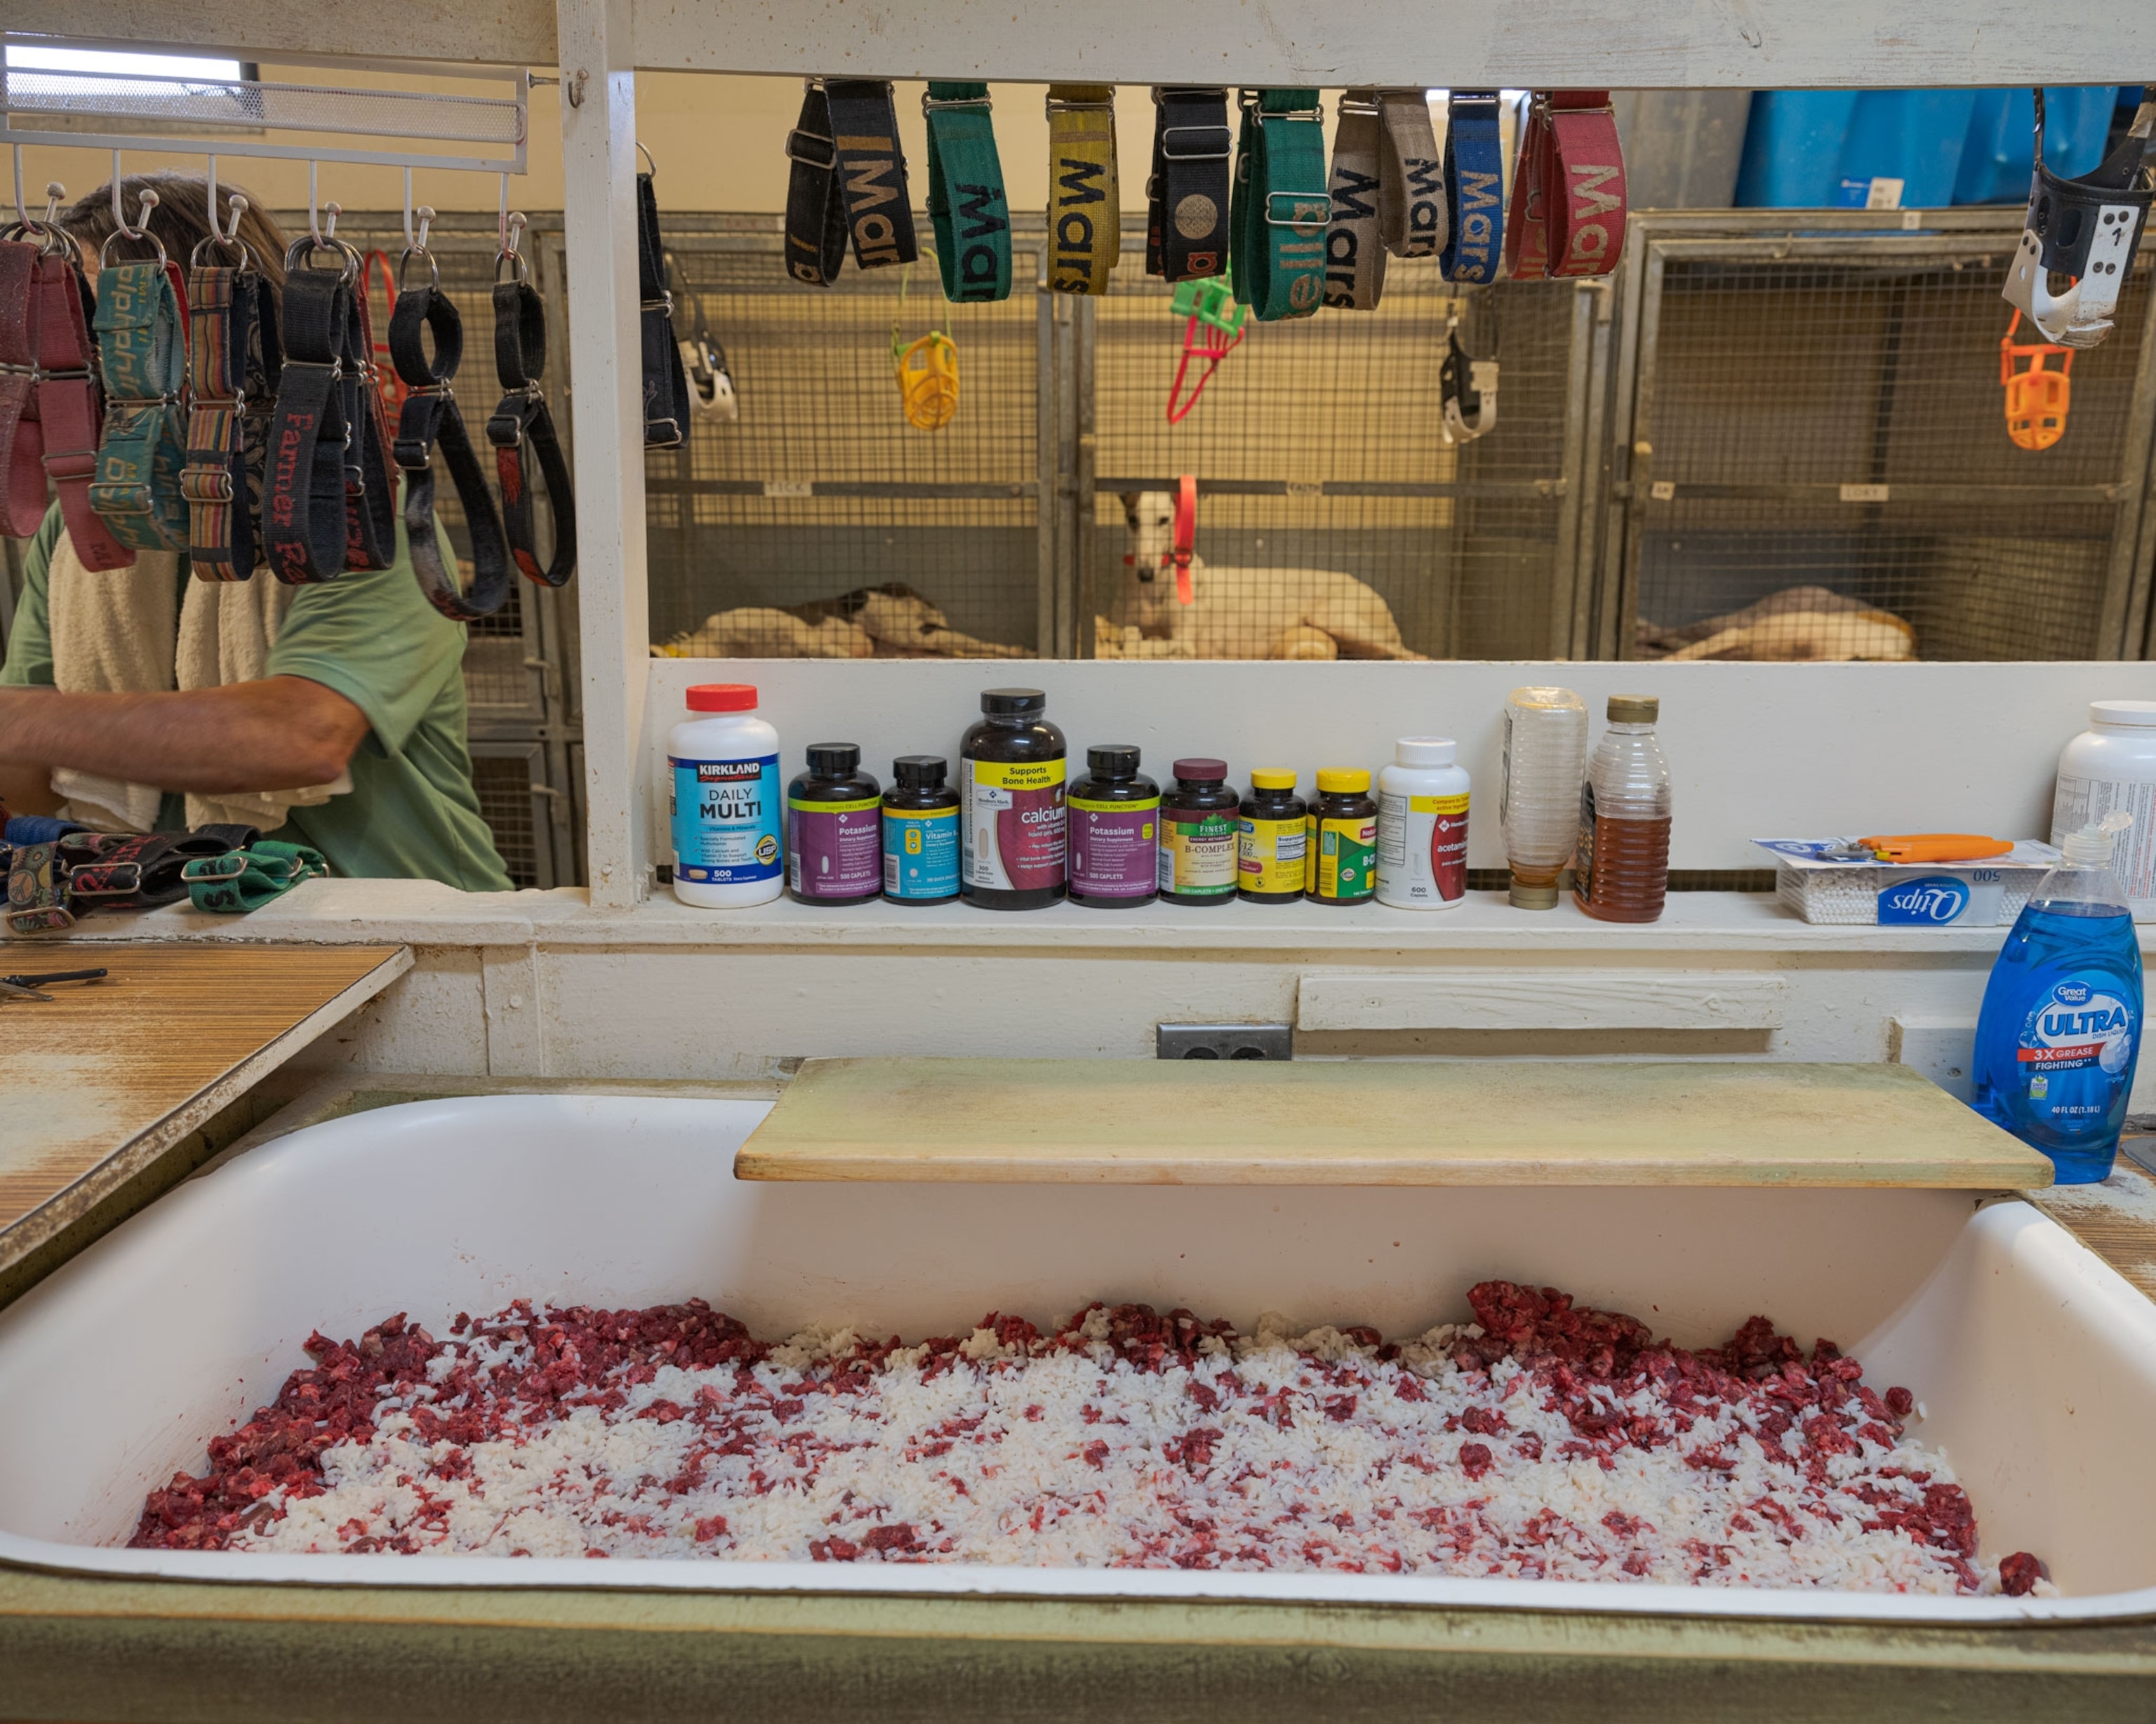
961, 757, 1067, 892
670, 754, 781, 885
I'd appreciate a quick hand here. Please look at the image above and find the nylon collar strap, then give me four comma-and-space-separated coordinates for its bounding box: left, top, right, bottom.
1444, 91, 1505, 283
783, 79, 919, 289
1232, 88, 1326, 322
486, 261, 578, 587
1378, 90, 1448, 261
30, 252, 132, 569
1505, 92, 1625, 279
264, 263, 355, 582
90, 260, 190, 552
1325, 93, 1385, 311
0, 241, 48, 536
182, 259, 281, 581
1046, 86, 1117, 294
1146, 86, 1231, 283
637, 171, 689, 444
390, 280, 514, 620
783, 82, 848, 286
340, 264, 397, 571
924, 83, 1012, 303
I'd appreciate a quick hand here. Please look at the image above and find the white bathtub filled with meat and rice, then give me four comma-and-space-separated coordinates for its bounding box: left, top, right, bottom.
0, 1092, 2152, 1624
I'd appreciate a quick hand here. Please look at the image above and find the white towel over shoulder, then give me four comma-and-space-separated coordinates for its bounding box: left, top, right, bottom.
45, 533, 352, 834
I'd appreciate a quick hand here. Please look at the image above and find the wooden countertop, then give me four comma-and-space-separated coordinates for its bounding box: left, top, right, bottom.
736, 1057, 2054, 1188
0, 943, 410, 1277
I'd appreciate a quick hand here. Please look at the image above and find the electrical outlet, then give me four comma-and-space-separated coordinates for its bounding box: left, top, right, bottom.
1156, 1022, 1293, 1061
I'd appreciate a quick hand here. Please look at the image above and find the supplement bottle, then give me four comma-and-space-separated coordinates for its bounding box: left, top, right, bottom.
1974, 813, 2143, 1184
1377, 737, 1471, 909
2052, 700, 2156, 920
1069, 744, 1160, 907
881, 755, 961, 904
667, 683, 782, 909
960, 688, 1067, 909
1500, 686, 1587, 909
1239, 769, 1307, 902
1308, 768, 1380, 904
787, 743, 883, 906
1575, 694, 1671, 923
1158, 759, 1242, 906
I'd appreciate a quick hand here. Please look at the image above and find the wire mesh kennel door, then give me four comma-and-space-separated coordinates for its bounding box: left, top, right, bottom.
1084, 216, 1602, 662
1605, 215, 2156, 665
645, 222, 1049, 663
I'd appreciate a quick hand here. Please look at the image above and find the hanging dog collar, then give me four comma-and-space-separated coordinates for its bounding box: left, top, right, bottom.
486, 236, 578, 587
1171, 472, 1197, 605
1166, 274, 1246, 424
89, 252, 191, 553
390, 250, 514, 620
637, 153, 690, 446
335, 240, 398, 573
782, 79, 919, 286
666, 252, 736, 423
1505, 91, 1625, 279
1378, 90, 1448, 262
263, 245, 354, 582
1146, 86, 1232, 283
1438, 313, 1498, 443
923, 83, 1012, 304
2004, 93, 2155, 351
1325, 92, 1385, 312
1443, 91, 1505, 284
1046, 85, 1117, 294
25, 243, 133, 569
182, 233, 281, 582
1231, 88, 1328, 321
0, 239, 48, 537
2000, 309, 2072, 450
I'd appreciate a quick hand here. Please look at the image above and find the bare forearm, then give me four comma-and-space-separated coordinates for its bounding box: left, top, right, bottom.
0, 677, 368, 794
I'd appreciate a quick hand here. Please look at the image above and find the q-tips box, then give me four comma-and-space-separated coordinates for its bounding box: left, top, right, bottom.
1755, 838, 2061, 927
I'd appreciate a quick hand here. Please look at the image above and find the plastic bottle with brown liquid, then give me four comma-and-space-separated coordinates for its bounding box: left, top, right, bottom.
1575, 694, 1672, 923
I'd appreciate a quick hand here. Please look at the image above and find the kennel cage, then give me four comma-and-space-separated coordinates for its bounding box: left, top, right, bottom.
1602, 210, 2156, 664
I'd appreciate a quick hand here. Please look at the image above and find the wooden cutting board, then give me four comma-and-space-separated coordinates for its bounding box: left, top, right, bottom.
0, 943, 411, 1273
736, 1057, 2053, 1189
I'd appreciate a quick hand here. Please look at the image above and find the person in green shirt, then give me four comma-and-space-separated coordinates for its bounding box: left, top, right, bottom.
0, 173, 512, 893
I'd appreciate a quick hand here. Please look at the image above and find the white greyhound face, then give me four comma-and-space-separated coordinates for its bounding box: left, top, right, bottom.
1122, 490, 1178, 584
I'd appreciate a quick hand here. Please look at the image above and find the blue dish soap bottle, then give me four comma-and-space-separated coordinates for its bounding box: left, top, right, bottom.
1973, 813, 2143, 1183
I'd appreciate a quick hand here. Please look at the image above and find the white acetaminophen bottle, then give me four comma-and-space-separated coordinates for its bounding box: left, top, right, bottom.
1377, 737, 1472, 909
668, 683, 783, 908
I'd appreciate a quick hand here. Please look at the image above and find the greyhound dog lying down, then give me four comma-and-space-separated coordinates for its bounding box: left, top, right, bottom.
1097, 490, 1424, 660
1637, 586, 1917, 662
656, 584, 1029, 659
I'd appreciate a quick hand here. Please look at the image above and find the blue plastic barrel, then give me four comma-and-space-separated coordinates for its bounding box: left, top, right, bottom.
1735, 90, 1978, 208
1952, 88, 2121, 203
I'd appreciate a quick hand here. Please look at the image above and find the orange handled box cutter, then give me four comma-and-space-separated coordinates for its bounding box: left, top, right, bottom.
1827, 834, 2016, 863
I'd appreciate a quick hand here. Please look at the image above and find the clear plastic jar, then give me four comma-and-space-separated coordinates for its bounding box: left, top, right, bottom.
1500, 686, 1587, 909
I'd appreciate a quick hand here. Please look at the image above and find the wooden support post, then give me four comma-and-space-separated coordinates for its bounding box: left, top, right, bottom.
557, 0, 651, 907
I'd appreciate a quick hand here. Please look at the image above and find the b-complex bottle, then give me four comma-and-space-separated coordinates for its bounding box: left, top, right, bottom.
1575, 694, 1671, 923
668, 683, 782, 909
1239, 770, 1307, 902
787, 744, 882, 906
960, 688, 1067, 909
1158, 760, 1241, 906
1974, 813, 2144, 1184
1308, 768, 1379, 904
1068, 744, 1160, 907
881, 755, 960, 903
1377, 737, 1471, 909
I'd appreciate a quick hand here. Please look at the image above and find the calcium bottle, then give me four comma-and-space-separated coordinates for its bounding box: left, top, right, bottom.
667, 683, 783, 909
1377, 737, 1470, 909
960, 688, 1067, 910
2053, 700, 2156, 920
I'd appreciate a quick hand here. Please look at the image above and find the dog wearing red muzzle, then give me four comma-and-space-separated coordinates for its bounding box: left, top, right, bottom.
1101, 490, 1423, 660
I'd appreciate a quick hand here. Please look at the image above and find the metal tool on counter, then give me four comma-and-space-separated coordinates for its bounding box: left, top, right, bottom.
0, 966, 111, 1003
1823, 834, 2015, 863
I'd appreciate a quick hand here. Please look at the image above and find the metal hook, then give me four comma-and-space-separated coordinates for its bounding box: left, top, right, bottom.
497, 171, 510, 254
401, 167, 415, 248
309, 161, 324, 246
222, 192, 248, 245
108, 150, 158, 241
10, 147, 28, 230
636, 140, 658, 178
206, 153, 218, 236
42, 181, 63, 228
323, 201, 341, 241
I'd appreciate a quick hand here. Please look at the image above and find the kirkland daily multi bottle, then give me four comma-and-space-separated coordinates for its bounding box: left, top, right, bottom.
667, 683, 782, 909
1973, 813, 2144, 1183
960, 688, 1067, 909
